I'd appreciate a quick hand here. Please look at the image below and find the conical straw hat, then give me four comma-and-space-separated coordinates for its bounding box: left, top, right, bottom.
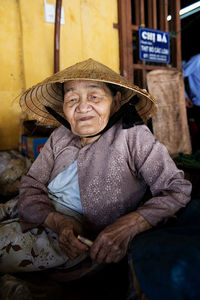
20, 58, 157, 126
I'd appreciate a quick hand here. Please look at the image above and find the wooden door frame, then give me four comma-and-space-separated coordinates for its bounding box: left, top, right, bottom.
117, 0, 182, 87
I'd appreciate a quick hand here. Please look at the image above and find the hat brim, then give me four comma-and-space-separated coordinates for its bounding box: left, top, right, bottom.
20, 59, 157, 126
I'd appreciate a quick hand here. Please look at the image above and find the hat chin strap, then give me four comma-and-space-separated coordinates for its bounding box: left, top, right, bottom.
45, 95, 143, 138
45, 106, 71, 130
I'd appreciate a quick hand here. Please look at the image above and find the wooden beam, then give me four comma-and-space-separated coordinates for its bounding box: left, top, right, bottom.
132, 64, 177, 71
148, 0, 157, 29
152, 0, 157, 29
117, 0, 133, 81
135, 0, 140, 25
148, 0, 153, 29
131, 24, 139, 31
140, 0, 145, 26
54, 0, 62, 73
159, 0, 168, 31
169, 0, 181, 69
142, 61, 146, 88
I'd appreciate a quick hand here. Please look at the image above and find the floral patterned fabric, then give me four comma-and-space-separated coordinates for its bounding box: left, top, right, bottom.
0, 197, 87, 273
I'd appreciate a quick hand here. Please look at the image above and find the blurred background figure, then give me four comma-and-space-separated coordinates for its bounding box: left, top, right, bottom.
183, 54, 200, 152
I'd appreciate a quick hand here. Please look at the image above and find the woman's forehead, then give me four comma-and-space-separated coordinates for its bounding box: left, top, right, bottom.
64, 80, 108, 92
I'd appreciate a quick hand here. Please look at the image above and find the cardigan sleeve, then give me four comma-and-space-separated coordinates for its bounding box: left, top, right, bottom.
127, 125, 192, 226
18, 133, 56, 232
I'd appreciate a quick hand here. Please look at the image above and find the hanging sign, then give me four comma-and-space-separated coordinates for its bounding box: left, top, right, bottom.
139, 27, 170, 63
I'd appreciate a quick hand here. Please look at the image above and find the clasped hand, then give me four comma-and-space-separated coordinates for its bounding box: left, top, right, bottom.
45, 211, 151, 264
90, 212, 151, 264
44, 212, 88, 260
90, 215, 135, 264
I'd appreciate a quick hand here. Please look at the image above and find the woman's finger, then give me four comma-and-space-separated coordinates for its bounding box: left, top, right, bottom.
90, 236, 115, 263
93, 245, 109, 264
105, 247, 126, 263
59, 242, 78, 259
95, 243, 123, 264
59, 238, 86, 259
59, 231, 88, 256
65, 231, 89, 251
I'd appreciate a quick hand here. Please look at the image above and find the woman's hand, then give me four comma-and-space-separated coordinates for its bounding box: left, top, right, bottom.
44, 212, 88, 259
90, 212, 151, 264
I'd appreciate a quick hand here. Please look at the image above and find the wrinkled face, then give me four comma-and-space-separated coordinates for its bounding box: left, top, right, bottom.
63, 80, 120, 137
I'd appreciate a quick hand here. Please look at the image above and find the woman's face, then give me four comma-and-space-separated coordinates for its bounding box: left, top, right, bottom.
63, 80, 120, 138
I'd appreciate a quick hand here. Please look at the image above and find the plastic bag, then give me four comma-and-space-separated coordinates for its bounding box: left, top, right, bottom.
0, 150, 31, 198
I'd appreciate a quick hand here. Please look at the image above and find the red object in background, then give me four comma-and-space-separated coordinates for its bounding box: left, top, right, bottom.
21, 136, 48, 160
188, 118, 200, 152
36, 145, 44, 154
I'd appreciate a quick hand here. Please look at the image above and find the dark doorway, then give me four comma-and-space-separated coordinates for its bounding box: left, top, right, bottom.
181, 1, 200, 62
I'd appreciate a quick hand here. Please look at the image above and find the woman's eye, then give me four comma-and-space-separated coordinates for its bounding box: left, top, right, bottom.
67, 98, 78, 103
64, 97, 78, 105
89, 95, 98, 100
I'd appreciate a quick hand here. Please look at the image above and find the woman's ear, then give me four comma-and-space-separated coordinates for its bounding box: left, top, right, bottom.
112, 91, 121, 113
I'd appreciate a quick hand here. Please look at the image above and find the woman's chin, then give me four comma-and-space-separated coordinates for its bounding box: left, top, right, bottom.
72, 127, 103, 137
77, 131, 99, 137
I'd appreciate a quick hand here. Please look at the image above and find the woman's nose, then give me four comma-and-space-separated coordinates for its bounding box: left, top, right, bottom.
77, 99, 91, 113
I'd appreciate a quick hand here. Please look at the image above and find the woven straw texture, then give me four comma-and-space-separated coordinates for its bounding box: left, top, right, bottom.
20, 59, 157, 126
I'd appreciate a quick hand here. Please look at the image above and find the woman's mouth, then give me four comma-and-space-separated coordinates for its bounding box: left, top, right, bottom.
79, 116, 94, 121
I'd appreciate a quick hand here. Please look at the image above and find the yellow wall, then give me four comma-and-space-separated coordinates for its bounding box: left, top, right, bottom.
0, 0, 119, 150
0, 0, 24, 149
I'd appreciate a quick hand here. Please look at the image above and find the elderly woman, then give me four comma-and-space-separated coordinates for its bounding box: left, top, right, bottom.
0, 59, 196, 298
